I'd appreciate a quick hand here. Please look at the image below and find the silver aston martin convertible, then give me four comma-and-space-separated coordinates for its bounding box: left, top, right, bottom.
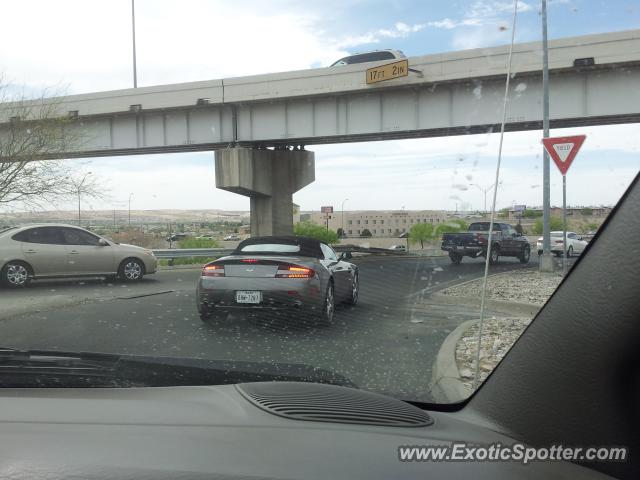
196, 236, 358, 324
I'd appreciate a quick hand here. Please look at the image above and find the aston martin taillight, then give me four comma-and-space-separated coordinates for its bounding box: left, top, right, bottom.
275, 265, 315, 278
202, 264, 225, 277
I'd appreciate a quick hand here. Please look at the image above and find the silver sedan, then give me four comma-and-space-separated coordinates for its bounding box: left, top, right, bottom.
0, 224, 157, 287
196, 236, 359, 325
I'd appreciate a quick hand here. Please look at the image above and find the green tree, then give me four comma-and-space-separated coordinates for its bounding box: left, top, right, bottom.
435, 219, 469, 238
532, 216, 563, 234
408, 223, 434, 249
294, 222, 339, 244
523, 209, 543, 218
178, 237, 221, 249
360, 228, 372, 237
580, 208, 594, 216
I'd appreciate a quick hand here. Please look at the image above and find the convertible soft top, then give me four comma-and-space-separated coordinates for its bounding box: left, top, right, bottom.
232, 236, 323, 258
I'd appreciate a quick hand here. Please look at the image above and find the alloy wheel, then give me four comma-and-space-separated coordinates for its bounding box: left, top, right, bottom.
325, 284, 334, 324
351, 274, 359, 304
6, 264, 28, 286
123, 261, 142, 280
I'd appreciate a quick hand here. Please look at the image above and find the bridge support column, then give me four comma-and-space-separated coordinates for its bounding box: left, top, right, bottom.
215, 147, 315, 236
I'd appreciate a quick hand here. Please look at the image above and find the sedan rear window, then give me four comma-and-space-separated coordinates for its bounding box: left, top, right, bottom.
240, 244, 301, 253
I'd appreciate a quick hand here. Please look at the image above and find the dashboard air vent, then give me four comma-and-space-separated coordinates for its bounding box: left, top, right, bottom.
236, 382, 432, 427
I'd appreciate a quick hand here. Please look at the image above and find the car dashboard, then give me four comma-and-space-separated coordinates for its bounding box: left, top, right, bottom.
0, 383, 612, 480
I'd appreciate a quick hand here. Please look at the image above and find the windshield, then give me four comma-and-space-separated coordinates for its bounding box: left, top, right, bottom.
0, 0, 638, 404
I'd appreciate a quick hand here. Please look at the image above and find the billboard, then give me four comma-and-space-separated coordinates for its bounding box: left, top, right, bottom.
321, 206, 334, 213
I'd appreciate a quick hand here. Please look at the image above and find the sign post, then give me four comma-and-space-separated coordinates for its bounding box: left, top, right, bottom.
321, 206, 334, 232
542, 135, 586, 274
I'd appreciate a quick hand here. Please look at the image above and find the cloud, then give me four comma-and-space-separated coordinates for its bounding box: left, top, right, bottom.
0, 0, 351, 93
465, 1, 533, 19
335, 21, 425, 48
438, 0, 549, 50
0, 1, 433, 93
451, 26, 510, 50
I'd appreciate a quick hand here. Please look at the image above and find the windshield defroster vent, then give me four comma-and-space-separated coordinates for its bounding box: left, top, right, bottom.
236, 382, 433, 427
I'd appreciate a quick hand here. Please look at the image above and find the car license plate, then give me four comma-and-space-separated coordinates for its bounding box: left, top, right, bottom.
236, 291, 262, 304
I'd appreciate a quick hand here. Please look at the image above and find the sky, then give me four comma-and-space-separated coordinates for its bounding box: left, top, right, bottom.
0, 0, 638, 213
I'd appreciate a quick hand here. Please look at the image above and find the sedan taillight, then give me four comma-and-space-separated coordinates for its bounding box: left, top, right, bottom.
202, 264, 225, 277
275, 265, 315, 278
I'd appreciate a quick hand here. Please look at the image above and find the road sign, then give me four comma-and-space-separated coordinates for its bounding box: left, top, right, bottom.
542, 135, 586, 176
541, 134, 586, 275
321, 206, 333, 214
366, 59, 409, 85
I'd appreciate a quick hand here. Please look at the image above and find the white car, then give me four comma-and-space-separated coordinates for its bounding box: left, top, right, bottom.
388, 245, 406, 251
0, 224, 157, 287
330, 49, 406, 67
536, 231, 588, 257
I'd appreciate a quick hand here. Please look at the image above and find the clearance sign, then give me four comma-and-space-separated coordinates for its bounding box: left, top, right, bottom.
366, 60, 409, 84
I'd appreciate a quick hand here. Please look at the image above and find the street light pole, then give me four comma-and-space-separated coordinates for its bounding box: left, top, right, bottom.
469, 183, 495, 213
341, 198, 349, 238
128, 193, 134, 226
132, 0, 138, 88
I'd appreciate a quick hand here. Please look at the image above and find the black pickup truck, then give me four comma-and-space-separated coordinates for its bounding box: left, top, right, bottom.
441, 222, 531, 264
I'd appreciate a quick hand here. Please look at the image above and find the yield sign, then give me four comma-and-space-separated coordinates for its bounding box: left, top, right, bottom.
542, 135, 586, 175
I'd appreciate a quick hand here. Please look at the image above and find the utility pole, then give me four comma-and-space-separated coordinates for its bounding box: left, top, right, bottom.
132, 0, 138, 88
540, 0, 553, 272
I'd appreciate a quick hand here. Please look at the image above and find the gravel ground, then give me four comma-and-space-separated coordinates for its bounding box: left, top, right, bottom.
441, 269, 563, 306
456, 317, 531, 389
443, 269, 563, 389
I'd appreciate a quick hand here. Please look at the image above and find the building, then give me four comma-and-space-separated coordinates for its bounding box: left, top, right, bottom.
507, 206, 613, 221
307, 210, 448, 237
292, 203, 301, 224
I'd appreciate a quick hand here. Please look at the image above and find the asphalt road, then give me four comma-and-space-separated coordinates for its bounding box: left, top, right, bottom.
0, 254, 547, 402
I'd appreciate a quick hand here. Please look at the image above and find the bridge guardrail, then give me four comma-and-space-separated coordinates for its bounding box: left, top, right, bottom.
152, 245, 406, 260
152, 248, 234, 259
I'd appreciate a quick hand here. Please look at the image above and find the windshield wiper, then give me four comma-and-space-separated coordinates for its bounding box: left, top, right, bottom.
0, 348, 117, 369
0, 348, 355, 389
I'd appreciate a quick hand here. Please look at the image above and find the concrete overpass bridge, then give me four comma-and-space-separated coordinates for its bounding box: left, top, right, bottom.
1, 29, 638, 235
